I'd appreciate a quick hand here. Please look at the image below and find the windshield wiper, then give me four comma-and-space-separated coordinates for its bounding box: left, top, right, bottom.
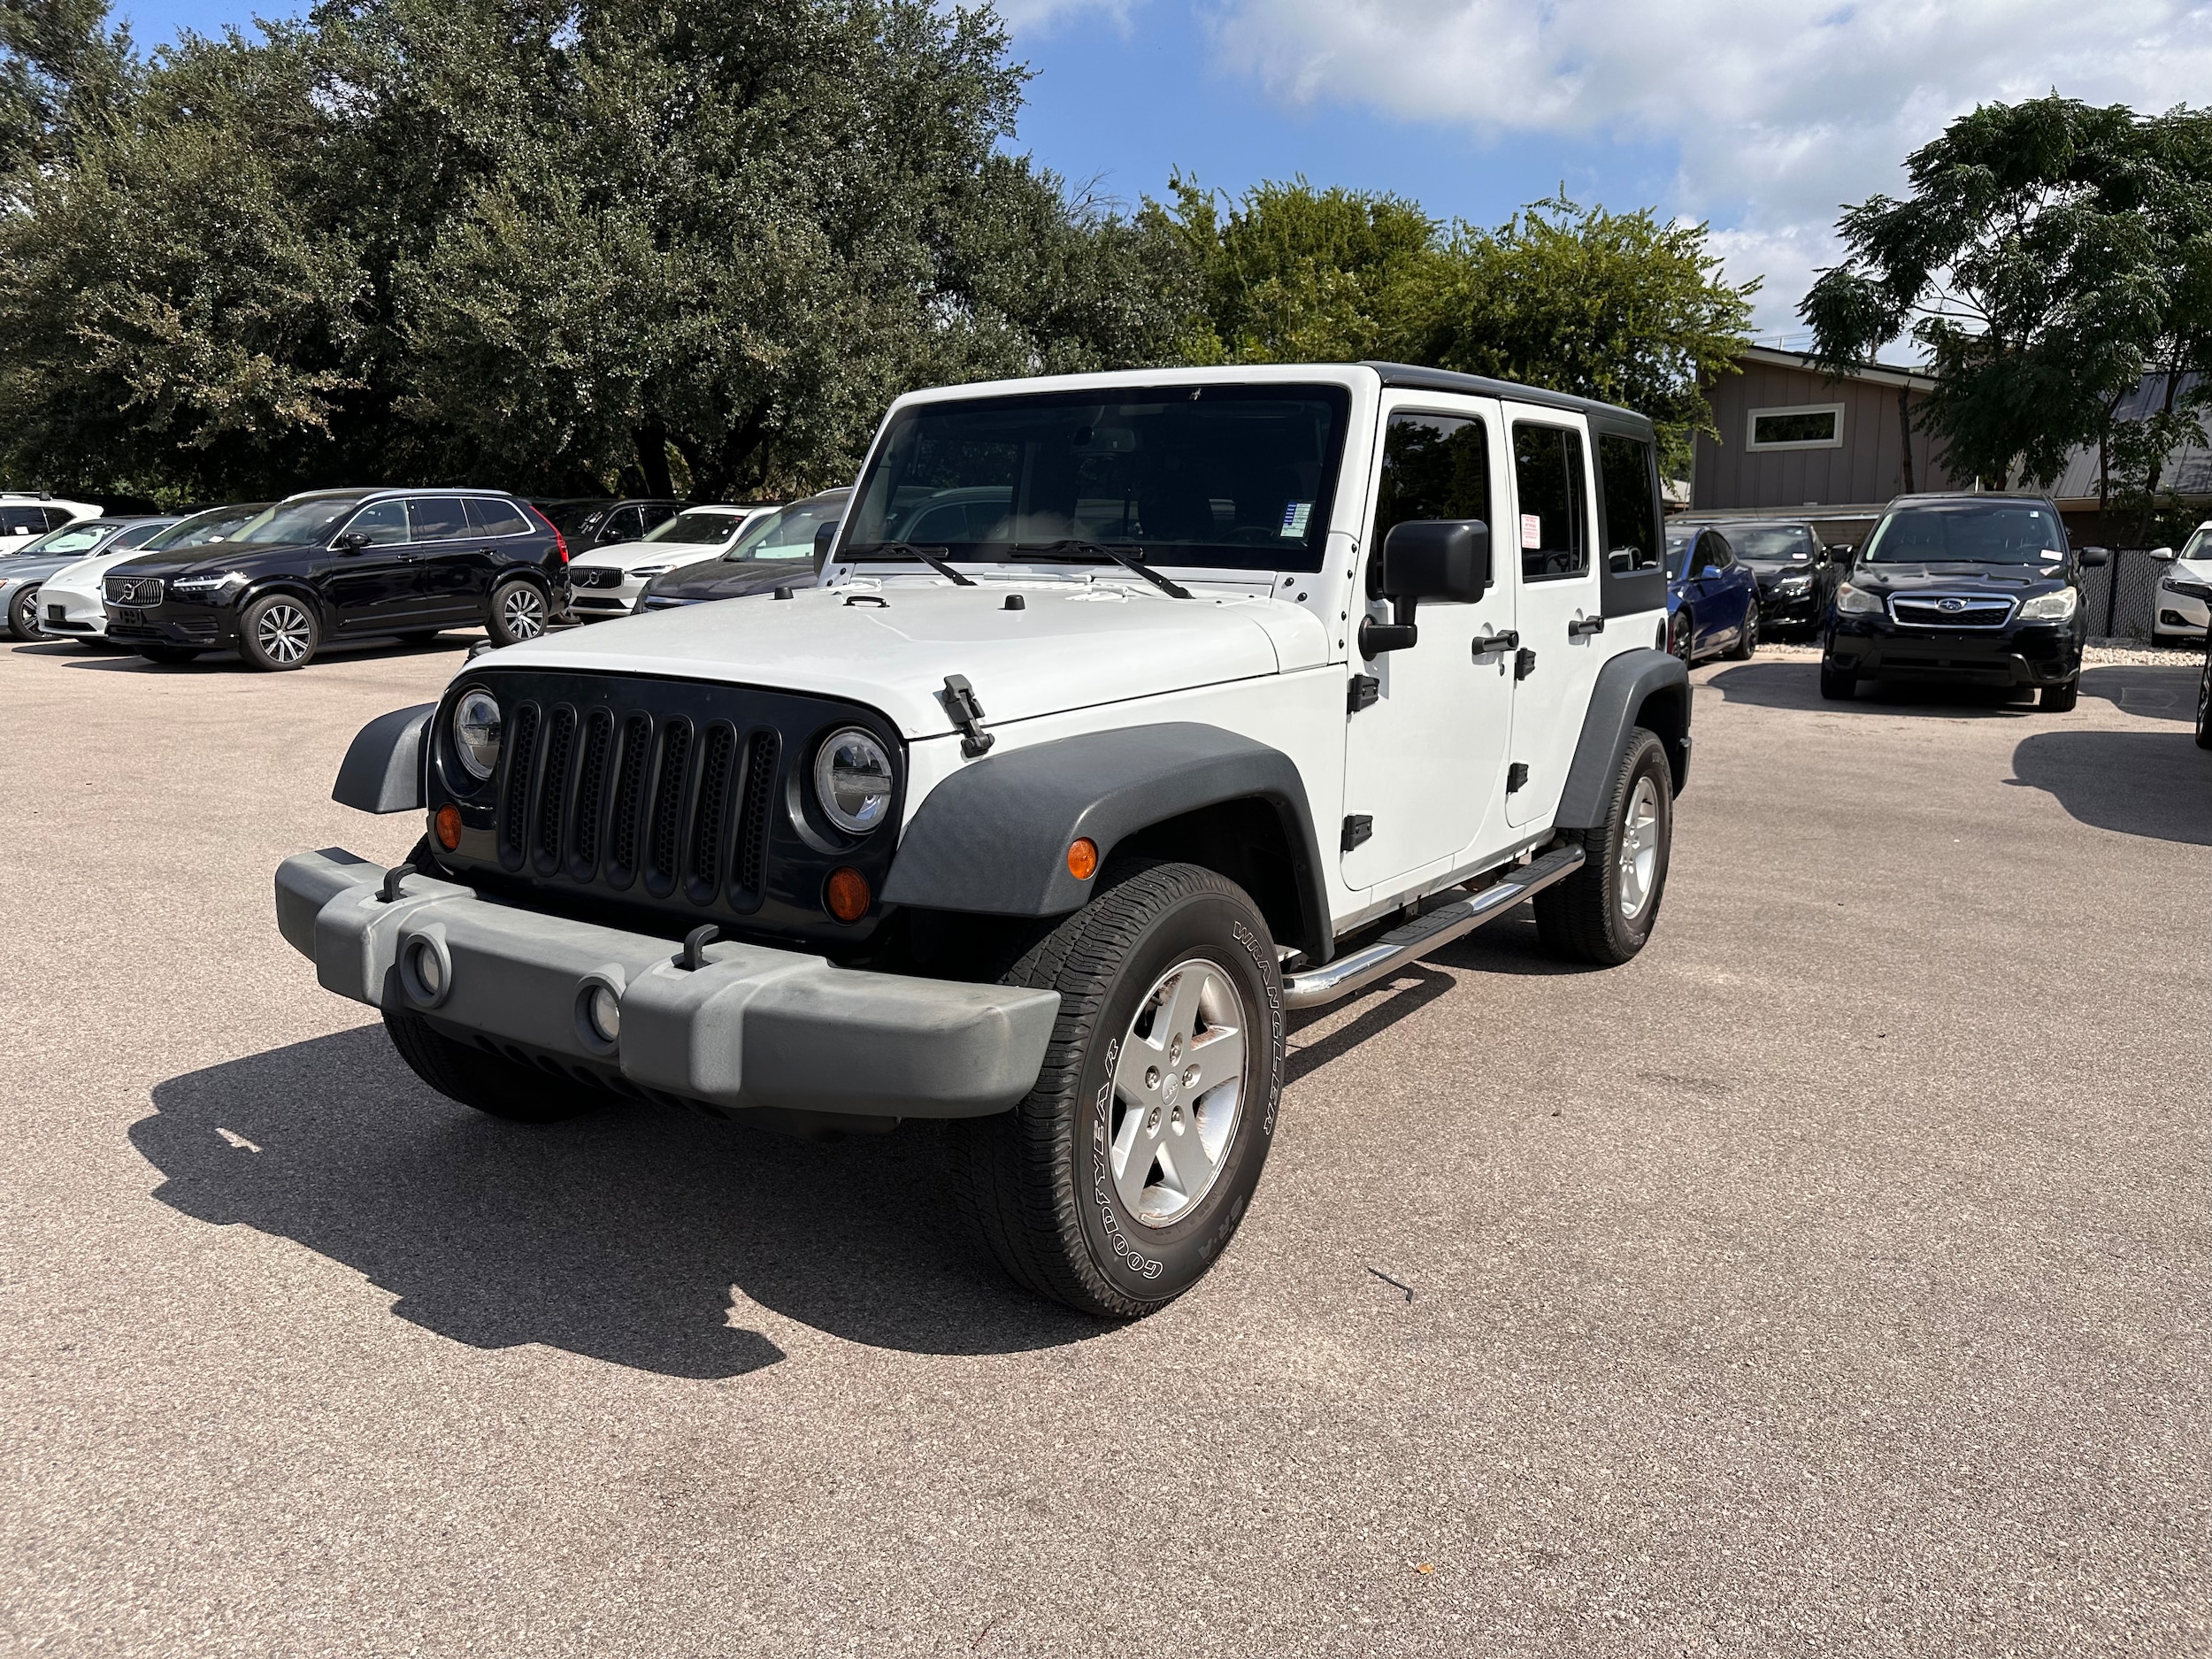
841, 541, 975, 587
1010, 540, 1193, 599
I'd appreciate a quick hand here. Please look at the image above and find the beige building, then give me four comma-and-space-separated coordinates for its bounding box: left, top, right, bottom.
1686, 346, 1959, 543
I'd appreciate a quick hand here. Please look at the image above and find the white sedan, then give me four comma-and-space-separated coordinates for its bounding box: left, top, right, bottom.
565, 503, 778, 620
39, 502, 268, 643
2152, 522, 2212, 643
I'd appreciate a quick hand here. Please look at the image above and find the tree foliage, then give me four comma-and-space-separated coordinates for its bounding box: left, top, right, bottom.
1802, 95, 2212, 505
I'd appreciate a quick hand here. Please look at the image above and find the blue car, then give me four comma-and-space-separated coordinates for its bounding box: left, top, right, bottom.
1663, 522, 1761, 664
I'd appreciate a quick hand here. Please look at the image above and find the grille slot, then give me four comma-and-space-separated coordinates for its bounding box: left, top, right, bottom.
646, 720, 694, 895
732, 731, 779, 908
533, 706, 576, 872
569, 710, 614, 878
686, 724, 738, 902
606, 713, 652, 886
1889, 593, 2015, 628
498, 702, 541, 866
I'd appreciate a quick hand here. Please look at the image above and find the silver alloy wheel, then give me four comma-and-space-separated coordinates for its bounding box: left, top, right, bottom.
1110, 957, 1247, 1228
1617, 774, 1661, 920
13, 585, 41, 638
257, 602, 311, 664
502, 585, 546, 639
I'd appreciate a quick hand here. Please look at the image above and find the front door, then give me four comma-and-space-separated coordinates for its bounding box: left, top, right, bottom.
1340, 398, 1518, 895
322, 500, 419, 630
1503, 411, 1605, 828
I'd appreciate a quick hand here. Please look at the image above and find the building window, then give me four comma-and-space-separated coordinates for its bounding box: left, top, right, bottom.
1747, 403, 1844, 450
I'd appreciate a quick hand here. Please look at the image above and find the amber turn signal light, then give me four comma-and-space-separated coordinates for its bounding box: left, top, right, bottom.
434, 803, 463, 851
1066, 837, 1098, 880
824, 866, 872, 923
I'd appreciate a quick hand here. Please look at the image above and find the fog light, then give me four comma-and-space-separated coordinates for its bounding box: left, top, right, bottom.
586, 983, 619, 1044
1067, 837, 1098, 880
434, 803, 462, 850
406, 936, 446, 1003
824, 866, 871, 923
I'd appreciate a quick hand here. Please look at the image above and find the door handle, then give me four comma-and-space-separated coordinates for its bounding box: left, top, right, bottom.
1567, 615, 1604, 638
1472, 629, 1520, 657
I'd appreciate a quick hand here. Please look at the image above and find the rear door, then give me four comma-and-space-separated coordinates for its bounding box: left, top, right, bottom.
408, 496, 489, 620
323, 500, 418, 629
1340, 396, 1518, 894
1503, 410, 1604, 829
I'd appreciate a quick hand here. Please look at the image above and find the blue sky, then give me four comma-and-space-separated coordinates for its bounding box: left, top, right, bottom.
111, 0, 2212, 346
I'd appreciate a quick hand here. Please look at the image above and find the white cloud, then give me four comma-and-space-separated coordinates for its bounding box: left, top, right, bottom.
1200, 0, 2212, 332
993, 0, 1136, 32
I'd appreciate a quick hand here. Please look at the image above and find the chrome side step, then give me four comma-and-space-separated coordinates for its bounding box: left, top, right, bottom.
1282, 844, 1586, 1010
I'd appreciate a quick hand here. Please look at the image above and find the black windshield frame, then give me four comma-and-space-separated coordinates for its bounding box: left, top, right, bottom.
844, 382, 1355, 576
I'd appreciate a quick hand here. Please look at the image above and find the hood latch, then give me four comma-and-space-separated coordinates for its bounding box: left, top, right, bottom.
940, 674, 995, 758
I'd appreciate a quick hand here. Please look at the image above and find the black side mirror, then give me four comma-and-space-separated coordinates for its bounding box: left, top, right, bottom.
335, 532, 371, 551
2078, 546, 2109, 568
813, 519, 842, 565
1361, 519, 1490, 656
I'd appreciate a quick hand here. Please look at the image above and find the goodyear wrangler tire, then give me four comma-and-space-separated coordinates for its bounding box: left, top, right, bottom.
951, 859, 1286, 1318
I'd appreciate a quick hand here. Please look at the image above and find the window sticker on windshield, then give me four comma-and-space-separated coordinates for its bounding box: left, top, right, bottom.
1280, 501, 1311, 537
2041, 549, 2062, 559
1520, 512, 1543, 546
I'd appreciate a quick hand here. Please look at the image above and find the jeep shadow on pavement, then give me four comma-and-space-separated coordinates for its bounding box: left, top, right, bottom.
271, 362, 1694, 1319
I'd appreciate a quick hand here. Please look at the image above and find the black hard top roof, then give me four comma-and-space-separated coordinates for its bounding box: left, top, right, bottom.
1362, 362, 1655, 437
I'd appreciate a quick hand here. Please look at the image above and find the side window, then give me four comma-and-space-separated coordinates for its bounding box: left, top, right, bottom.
343, 501, 410, 545
1374, 411, 1490, 549
42, 508, 74, 531
409, 497, 470, 541
465, 496, 532, 536
1596, 433, 1659, 573
1511, 423, 1589, 580
1707, 533, 1733, 570
2, 510, 39, 535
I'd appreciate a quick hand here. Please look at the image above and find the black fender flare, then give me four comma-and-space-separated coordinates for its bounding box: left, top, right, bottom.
880, 723, 1332, 962
237, 577, 336, 640
333, 703, 434, 813
1553, 648, 1691, 832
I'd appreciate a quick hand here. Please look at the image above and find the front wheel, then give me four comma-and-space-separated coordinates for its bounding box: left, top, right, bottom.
1819, 649, 1856, 701
1534, 727, 1673, 966
8, 583, 45, 641
2196, 653, 2212, 749
951, 860, 1286, 1318
2040, 678, 2079, 712
239, 593, 319, 670
487, 579, 549, 646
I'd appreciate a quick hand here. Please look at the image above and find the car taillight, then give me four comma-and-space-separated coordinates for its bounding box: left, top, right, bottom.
554, 528, 569, 565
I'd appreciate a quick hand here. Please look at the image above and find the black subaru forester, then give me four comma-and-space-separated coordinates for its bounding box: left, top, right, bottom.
102, 488, 569, 670
1820, 494, 2107, 711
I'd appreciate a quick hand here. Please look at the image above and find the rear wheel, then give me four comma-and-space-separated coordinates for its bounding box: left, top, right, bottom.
488, 579, 549, 646
239, 593, 319, 670
1534, 728, 1672, 966
8, 583, 44, 641
383, 1010, 611, 1123
950, 860, 1285, 1317
1670, 611, 1694, 667
1727, 604, 1758, 660
2040, 678, 2079, 712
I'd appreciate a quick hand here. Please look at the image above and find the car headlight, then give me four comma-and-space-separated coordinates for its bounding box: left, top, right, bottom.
2017, 587, 2078, 622
1834, 582, 1883, 614
169, 570, 248, 600
632, 564, 672, 578
452, 687, 503, 782
812, 727, 894, 835
1775, 573, 1812, 593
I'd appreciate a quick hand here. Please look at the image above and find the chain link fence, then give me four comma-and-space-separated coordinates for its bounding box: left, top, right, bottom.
2078, 548, 2181, 642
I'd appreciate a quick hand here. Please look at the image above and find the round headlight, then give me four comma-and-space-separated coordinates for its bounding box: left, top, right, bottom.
812, 727, 894, 835
452, 687, 502, 781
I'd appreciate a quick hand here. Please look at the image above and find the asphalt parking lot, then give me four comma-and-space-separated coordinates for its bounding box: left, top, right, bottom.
2, 632, 2206, 1657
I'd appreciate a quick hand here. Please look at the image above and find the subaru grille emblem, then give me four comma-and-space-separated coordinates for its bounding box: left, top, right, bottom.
1938, 596, 1967, 612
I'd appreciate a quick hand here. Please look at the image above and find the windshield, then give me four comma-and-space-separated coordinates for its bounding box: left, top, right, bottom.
2178, 524, 2212, 562
1862, 502, 2065, 565
231, 497, 363, 547
1726, 526, 1816, 562
645, 509, 746, 546
16, 520, 119, 557
722, 499, 841, 562
142, 504, 270, 552
845, 383, 1353, 574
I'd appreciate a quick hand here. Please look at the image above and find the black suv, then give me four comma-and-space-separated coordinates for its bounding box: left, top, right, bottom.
103, 488, 569, 670
529, 496, 683, 554
1821, 494, 2106, 710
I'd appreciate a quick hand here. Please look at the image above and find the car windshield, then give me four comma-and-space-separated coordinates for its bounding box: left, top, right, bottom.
844, 382, 1354, 574
142, 504, 270, 552
722, 500, 839, 562
645, 510, 745, 546
1861, 502, 2065, 565
231, 497, 365, 546
17, 520, 118, 556
1726, 526, 1816, 562
2178, 525, 2212, 562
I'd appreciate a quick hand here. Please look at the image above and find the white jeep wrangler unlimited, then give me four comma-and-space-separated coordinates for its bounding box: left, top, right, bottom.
276, 363, 1690, 1317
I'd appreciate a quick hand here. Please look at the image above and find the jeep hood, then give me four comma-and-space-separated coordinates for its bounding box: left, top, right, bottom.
482, 578, 1332, 738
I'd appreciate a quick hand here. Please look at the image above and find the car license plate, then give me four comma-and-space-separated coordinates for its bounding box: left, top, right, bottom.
117, 606, 145, 623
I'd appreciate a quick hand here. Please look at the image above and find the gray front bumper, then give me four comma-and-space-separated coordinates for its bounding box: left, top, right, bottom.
276, 849, 1060, 1120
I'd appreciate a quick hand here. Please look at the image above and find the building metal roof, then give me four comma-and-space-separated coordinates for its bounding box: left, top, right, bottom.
2045, 372, 2211, 506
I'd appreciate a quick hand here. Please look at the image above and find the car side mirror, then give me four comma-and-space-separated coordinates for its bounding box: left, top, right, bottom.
2078, 546, 2110, 568
813, 519, 842, 565
1700, 565, 1722, 580
1361, 519, 1490, 656
335, 532, 371, 551
2148, 546, 2176, 562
